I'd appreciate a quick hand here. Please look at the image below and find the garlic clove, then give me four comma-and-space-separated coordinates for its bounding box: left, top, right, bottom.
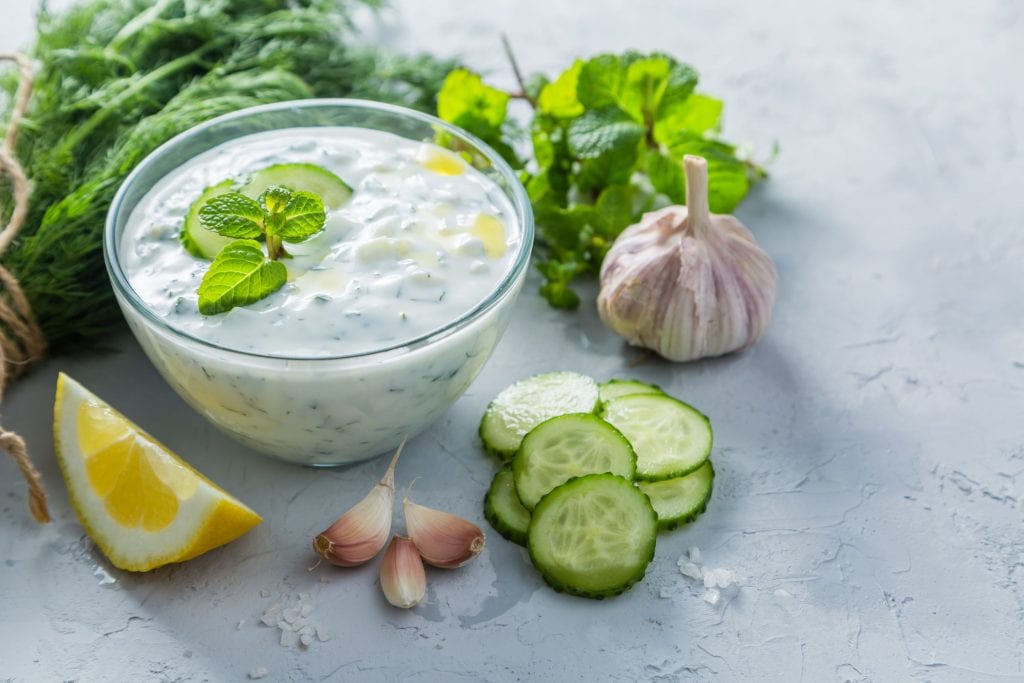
380, 535, 426, 608
597, 155, 778, 362
312, 440, 405, 567
404, 498, 486, 569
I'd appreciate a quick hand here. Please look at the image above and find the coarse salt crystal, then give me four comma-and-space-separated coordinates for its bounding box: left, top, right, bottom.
679, 561, 703, 581
703, 588, 720, 605
703, 568, 737, 589
688, 547, 702, 564
280, 628, 299, 648
248, 668, 269, 680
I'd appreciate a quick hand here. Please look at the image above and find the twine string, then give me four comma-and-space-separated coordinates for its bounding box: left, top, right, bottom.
0, 52, 50, 523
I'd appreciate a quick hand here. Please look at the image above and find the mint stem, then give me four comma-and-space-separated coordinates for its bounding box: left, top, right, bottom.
501, 35, 536, 109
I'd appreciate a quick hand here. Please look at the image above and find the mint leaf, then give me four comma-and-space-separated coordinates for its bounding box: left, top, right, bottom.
197, 240, 287, 315
594, 185, 635, 239
668, 134, 750, 213
568, 108, 643, 191
538, 60, 584, 119
438, 69, 509, 130
645, 150, 686, 204
260, 185, 292, 215
577, 54, 626, 110
654, 93, 723, 145
276, 190, 326, 243
620, 55, 672, 123
436, 68, 521, 167
656, 59, 699, 122
567, 107, 644, 158
198, 193, 264, 239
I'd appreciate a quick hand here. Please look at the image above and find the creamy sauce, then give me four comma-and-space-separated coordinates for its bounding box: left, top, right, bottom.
121, 127, 520, 357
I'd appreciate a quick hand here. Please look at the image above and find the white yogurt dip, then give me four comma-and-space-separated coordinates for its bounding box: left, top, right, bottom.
121, 127, 520, 357
111, 121, 528, 465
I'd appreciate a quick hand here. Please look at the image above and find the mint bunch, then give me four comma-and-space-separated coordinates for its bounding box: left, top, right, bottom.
436, 51, 766, 308
196, 186, 326, 315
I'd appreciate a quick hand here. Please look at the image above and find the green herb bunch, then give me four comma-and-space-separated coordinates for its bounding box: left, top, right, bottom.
436, 51, 767, 308
0, 0, 456, 351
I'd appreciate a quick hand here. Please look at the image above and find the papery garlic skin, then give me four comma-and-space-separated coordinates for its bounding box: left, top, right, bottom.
598, 155, 778, 362
312, 441, 404, 567
404, 499, 486, 569
380, 536, 427, 608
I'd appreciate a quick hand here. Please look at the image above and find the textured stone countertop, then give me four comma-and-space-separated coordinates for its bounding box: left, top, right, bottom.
2, 1, 1022, 681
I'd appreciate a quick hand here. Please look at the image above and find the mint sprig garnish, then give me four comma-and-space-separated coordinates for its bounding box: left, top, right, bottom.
196, 184, 326, 315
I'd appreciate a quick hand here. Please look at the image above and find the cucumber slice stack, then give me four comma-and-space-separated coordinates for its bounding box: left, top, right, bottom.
479, 371, 715, 599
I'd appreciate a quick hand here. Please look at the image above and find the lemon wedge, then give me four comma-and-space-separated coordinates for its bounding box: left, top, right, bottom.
53, 373, 261, 571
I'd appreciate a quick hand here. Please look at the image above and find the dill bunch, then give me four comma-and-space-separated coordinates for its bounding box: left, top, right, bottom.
0, 0, 455, 353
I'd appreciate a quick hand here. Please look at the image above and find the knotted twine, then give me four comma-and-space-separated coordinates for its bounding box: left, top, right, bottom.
1, 53, 51, 523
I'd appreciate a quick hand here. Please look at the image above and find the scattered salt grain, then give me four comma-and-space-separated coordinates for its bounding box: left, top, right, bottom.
703, 588, 721, 605
703, 568, 737, 589
260, 603, 282, 626
237, 619, 245, 630
678, 561, 703, 581
688, 547, 702, 564
248, 667, 269, 680
260, 593, 331, 650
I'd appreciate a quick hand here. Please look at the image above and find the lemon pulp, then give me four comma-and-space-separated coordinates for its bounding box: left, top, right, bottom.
53, 373, 261, 571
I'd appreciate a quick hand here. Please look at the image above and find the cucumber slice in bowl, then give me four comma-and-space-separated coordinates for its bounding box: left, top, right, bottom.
180, 179, 236, 258
513, 413, 636, 510
638, 461, 714, 530
597, 379, 664, 404
484, 464, 531, 546
479, 371, 600, 460
601, 394, 712, 481
180, 163, 353, 259
242, 163, 352, 210
528, 473, 657, 599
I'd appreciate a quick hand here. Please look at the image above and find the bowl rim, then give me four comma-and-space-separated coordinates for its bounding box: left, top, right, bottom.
103, 98, 534, 363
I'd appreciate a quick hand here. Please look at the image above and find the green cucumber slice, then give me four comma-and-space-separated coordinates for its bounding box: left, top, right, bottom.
637, 461, 714, 530
528, 474, 657, 599
243, 163, 352, 210
180, 179, 236, 259
513, 413, 636, 510
600, 394, 712, 481
598, 379, 664, 404
479, 371, 599, 460
484, 464, 531, 546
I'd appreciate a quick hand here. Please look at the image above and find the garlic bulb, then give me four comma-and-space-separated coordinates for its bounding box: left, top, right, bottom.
597, 155, 778, 361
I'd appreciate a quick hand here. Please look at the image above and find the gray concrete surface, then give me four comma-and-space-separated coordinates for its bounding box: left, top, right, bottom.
2, 1, 1023, 680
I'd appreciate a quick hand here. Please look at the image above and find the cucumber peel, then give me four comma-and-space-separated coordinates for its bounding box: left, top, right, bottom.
484, 465, 531, 546
598, 379, 664, 404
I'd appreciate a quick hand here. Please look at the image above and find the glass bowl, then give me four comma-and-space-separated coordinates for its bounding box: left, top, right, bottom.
104, 99, 533, 466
